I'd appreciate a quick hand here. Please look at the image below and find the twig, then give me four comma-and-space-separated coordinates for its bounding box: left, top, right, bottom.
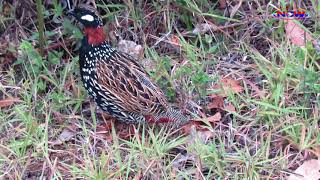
36, 0, 45, 56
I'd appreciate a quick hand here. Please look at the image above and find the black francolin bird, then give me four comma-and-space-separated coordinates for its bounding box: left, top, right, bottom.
68, 6, 190, 127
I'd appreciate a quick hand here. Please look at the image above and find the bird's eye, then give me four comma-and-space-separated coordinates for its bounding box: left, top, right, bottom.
81, 14, 94, 22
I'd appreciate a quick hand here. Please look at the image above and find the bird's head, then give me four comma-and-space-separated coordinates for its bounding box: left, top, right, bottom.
68, 7, 103, 28
68, 6, 106, 45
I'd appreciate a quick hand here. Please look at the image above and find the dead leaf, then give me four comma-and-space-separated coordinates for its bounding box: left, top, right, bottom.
218, 0, 227, 9
195, 130, 214, 143
242, 77, 265, 98
58, 128, 75, 141
212, 78, 244, 97
221, 78, 243, 94
207, 95, 224, 109
287, 159, 320, 180
186, 125, 214, 144
181, 120, 210, 135
51, 128, 76, 145
117, 40, 143, 59
224, 103, 236, 112
285, 19, 316, 47
2, 2, 11, 16
169, 35, 181, 47
193, 23, 218, 34
208, 95, 236, 113
200, 130, 214, 141
52, 111, 64, 123
0, 98, 23, 108
206, 112, 221, 122
310, 145, 320, 157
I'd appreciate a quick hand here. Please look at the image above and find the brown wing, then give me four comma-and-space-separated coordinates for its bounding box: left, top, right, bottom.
96, 51, 169, 115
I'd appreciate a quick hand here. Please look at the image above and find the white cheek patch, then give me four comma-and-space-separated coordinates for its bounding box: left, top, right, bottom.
81, 14, 94, 22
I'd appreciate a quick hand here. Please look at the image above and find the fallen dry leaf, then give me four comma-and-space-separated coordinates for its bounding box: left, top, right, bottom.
287, 159, 320, 180
58, 128, 75, 141
117, 40, 143, 59
206, 112, 221, 122
195, 130, 214, 143
242, 77, 266, 98
208, 95, 236, 113
193, 23, 218, 34
218, 0, 227, 9
212, 78, 244, 97
181, 120, 210, 135
186, 125, 214, 144
51, 128, 76, 145
0, 98, 23, 108
221, 78, 244, 94
207, 95, 224, 109
169, 35, 181, 47
285, 19, 316, 47
224, 103, 236, 112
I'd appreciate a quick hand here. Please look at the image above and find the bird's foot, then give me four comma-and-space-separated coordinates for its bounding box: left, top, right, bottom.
98, 115, 138, 141
145, 115, 173, 124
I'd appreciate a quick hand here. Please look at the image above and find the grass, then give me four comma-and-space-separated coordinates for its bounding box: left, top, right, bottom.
0, 0, 319, 179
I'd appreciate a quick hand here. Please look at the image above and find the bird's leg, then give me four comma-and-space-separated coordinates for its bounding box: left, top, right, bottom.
99, 116, 137, 141
144, 115, 173, 125
100, 112, 115, 129
117, 124, 137, 139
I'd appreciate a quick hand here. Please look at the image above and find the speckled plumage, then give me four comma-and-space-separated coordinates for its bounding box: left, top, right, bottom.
70, 7, 189, 126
